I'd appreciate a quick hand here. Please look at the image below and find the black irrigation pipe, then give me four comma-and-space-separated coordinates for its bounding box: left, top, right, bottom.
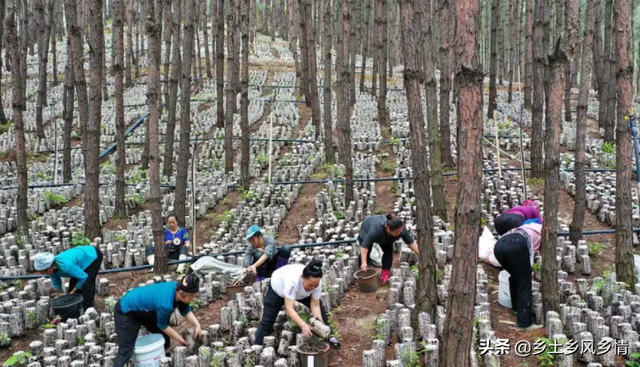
0, 229, 629, 281
0, 182, 176, 191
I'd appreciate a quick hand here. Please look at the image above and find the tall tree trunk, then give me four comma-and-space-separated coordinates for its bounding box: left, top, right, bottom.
202, 1, 212, 80
216, 0, 224, 128
569, 0, 598, 246
35, 0, 48, 140
162, 0, 171, 107
62, 41, 75, 184
442, 0, 483, 363
65, 0, 90, 156
438, 0, 454, 168
0, 0, 7, 125
592, 0, 603, 94
210, 0, 217, 79
506, 0, 516, 103
84, 0, 104, 240
239, 0, 250, 189
600, 0, 614, 141
19, 0, 27, 110
163, 0, 181, 178
224, 0, 236, 173
523, 0, 533, 109
337, 0, 354, 204
530, 0, 548, 178
175, 0, 195, 226
5, 0, 28, 236
424, 0, 447, 222
135, 2, 141, 78
145, 0, 165, 274
323, 0, 334, 164
496, 0, 504, 83
615, 0, 636, 288
125, 0, 134, 86
359, 0, 371, 92
377, 0, 388, 127
299, 0, 321, 140
114, 0, 127, 219
487, 0, 499, 119
349, 0, 358, 107
295, 0, 311, 107
50, 2, 58, 86
371, 0, 379, 97
604, 5, 617, 143
398, 0, 438, 323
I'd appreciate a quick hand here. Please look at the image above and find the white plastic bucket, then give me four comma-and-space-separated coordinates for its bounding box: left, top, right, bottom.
497, 270, 512, 309
134, 334, 166, 367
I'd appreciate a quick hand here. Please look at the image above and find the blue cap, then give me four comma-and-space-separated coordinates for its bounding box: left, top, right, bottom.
246, 225, 262, 239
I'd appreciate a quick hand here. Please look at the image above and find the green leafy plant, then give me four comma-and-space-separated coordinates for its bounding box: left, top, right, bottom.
71, 231, 91, 247
535, 338, 556, 367
35, 172, 49, 181
241, 190, 256, 201
389, 137, 401, 146
101, 162, 116, 175
4, 352, 32, 366
626, 353, 640, 366
327, 311, 341, 339
411, 265, 419, 279
527, 178, 544, 189
40, 323, 55, 330
126, 168, 148, 184
588, 242, 604, 257
114, 234, 128, 243
25, 310, 36, 326
44, 190, 69, 206
220, 210, 232, 223
334, 250, 346, 259
373, 206, 385, 215
189, 298, 205, 311
256, 153, 269, 166
77, 334, 85, 346
335, 211, 346, 220
379, 159, 395, 173
400, 345, 422, 367
244, 359, 255, 367
288, 306, 310, 329
130, 193, 146, 205
602, 141, 616, 154
0, 333, 10, 346
531, 263, 540, 272
481, 217, 487, 227
371, 317, 387, 341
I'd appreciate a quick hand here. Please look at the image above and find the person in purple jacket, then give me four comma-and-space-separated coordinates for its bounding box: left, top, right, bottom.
494, 200, 543, 235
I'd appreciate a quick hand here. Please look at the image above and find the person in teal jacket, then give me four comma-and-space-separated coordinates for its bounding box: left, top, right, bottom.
33, 246, 104, 310
113, 273, 203, 367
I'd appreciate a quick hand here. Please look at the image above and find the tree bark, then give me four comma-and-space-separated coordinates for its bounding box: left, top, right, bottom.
295, 0, 311, 107
193, 3, 202, 90
202, 0, 212, 80
50, 1, 58, 86
523, 0, 533, 109
615, 0, 636, 288
145, 0, 165, 274
162, 0, 171, 107
359, 0, 371, 92
0, 0, 7, 125
398, 0, 438, 323
299, 0, 321, 140
5, 0, 28, 236
377, 0, 388, 127
114, 0, 127, 219
163, 0, 181, 178
83, 0, 104, 240
175, 0, 195, 226
487, 0, 499, 119
349, 0, 358, 107
125, 0, 134, 86
600, 0, 614, 142
322, 0, 334, 164
569, 0, 597, 246
337, 0, 354, 205
592, 1, 603, 94
35, 0, 49, 140
530, 0, 548, 178
239, 0, 250, 189
224, 0, 236, 173
62, 39, 74, 184
438, 0, 454, 168
423, 0, 447, 222
604, 2, 617, 143
371, 0, 379, 97
442, 0, 483, 364
506, 0, 517, 103
216, 0, 224, 128
210, 0, 217, 79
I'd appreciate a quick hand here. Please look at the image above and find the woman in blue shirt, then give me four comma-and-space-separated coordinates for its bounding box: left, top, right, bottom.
114, 273, 203, 367
33, 245, 104, 310
146, 214, 191, 272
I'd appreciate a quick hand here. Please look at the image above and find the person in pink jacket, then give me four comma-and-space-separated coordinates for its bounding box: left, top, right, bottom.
494, 222, 543, 331
494, 200, 543, 235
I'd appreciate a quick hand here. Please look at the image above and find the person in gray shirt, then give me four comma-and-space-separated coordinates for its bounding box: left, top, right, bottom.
243, 225, 291, 280
358, 214, 419, 283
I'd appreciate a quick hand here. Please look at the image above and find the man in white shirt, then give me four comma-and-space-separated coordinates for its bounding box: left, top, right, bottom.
254, 259, 338, 346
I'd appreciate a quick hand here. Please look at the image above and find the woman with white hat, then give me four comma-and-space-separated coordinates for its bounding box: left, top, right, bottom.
33, 245, 103, 310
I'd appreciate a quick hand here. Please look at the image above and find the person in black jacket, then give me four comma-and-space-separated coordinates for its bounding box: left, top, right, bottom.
358, 214, 419, 284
